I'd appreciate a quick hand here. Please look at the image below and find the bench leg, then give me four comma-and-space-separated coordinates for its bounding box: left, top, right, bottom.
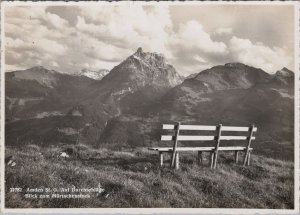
159, 152, 164, 167
197, 151, 203, 165
235, 151, 239, 164
213, 152, 218, 169
247, 151, 251, 166
175, 152, 179, 169
243, 150, 251, 166
210, 152, 214, 168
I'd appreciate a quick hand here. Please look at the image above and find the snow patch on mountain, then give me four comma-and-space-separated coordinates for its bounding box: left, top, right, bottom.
58, 127, 79, 135
35, 111, 64, 119
271, 88, 293, 99
76, 68, 109, 80
111, 87, 133, 100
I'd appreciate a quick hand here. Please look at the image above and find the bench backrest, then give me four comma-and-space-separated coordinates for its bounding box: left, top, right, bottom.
161, 123, 257, 142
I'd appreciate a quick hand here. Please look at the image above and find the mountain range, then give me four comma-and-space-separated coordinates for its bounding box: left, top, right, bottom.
5, 48, 294, 160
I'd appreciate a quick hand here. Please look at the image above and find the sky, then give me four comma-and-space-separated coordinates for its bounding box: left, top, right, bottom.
4, 3, 295, 76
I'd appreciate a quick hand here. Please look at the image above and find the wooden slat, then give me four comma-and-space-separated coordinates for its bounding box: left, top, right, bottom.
149, 147, 214, 151
222, 126, 257, 132
161, 135, 174, 141
219, 146, 251, 151
178, 135, 215, 141
161, 135, 255, 141
162, 124, 175, 130
162, 135, 215, 141
220, 136, 256, 140
148, 146, 253, 152
179, 125, 217, 131
163, 124, 217, 131
163, 124, 257, 132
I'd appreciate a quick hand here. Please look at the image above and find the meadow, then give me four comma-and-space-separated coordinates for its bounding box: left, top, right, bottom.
5, 143, 294, 208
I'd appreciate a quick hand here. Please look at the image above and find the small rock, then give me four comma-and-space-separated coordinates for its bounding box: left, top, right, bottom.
7, 159, 17, 167
59, 152, 70, 158
98, 183, 105, 194
5, 155, 13, 164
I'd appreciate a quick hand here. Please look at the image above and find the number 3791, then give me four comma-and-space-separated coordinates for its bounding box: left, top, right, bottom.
10, 188, 22, 192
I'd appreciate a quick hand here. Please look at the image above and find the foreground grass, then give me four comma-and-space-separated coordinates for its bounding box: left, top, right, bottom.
5, 144, 294, 208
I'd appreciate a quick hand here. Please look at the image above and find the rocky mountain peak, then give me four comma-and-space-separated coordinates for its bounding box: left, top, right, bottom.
276, 67, 294, 78
131, 47, 168, 69
107, 48, 183, 88
271, 67, 294, 87
136, 47, 143, 55
192, 62, 271, 91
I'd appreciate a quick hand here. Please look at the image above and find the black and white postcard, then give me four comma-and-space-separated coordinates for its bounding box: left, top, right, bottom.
1, 1, 299, 213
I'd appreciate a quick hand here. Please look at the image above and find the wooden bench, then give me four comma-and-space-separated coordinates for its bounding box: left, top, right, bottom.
148, 122, 257, 169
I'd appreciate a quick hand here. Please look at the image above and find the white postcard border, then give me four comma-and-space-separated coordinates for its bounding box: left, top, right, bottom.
1, 1, 299, 214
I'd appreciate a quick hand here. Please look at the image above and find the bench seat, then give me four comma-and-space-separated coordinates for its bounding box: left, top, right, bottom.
148, 146, 253, 152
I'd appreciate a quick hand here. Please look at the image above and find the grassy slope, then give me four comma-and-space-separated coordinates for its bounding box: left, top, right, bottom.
5, 144, 294, 208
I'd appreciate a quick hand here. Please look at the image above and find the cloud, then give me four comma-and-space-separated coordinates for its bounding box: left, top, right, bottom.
76, 5, 172, 53
228, 36, 292, 73
170, 20, 227, 54
35, 38, 67, 55
5, 6, 70, 72
215, 27, 232, 35
51, 61, 59, 67
168, 21, 292, 75
167, 20, 228, 75
5, 37, 27, 49
79, 34, 128, 62
4, 5, 294, 76
5, 5, 173, 73
45, 6, 81, 26
45, 12, 68, 29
